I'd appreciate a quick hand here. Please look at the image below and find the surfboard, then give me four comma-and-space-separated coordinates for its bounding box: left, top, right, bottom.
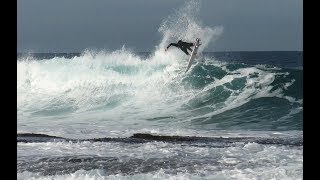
185, 38, 201, 72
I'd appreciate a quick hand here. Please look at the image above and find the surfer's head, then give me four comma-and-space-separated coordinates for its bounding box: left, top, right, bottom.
178, 40, 182, 43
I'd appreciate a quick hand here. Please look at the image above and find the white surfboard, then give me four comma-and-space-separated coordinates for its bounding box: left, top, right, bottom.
185, 38, 201, 72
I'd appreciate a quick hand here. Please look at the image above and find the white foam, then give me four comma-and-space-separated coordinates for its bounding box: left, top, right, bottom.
158, 0, 223, 54
18, 141, 302, 179
187, 66, 288, 120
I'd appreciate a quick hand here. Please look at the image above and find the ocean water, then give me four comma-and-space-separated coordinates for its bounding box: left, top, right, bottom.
17, 1, 303, 179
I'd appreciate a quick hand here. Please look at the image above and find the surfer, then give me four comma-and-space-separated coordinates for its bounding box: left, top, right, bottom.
165, 39, 196, 55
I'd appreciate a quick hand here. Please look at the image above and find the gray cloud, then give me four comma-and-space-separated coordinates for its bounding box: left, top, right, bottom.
17, 0, 302, 52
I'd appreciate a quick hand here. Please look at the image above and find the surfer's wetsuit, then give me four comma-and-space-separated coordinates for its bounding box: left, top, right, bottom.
166, 40, 194, 55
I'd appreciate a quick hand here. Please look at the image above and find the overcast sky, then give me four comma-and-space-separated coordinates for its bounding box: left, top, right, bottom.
17, 0, 303, 52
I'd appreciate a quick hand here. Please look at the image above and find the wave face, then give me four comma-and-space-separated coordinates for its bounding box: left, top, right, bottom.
17, 49, 302, 136
17, 0, 302, 179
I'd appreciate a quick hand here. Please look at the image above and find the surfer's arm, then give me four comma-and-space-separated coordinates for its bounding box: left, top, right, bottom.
180, 42, 194, 47
165, 43, 178, 51
187, 42, 194, 46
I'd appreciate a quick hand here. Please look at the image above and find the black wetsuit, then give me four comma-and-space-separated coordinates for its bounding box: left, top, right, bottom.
166, 41, 194, 55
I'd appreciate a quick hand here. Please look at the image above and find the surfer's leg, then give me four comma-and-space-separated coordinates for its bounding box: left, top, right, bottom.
181, 48, 189, 55
186, 46, 193, 54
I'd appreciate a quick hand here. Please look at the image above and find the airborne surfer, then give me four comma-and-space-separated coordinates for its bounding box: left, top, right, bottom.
165, 39, 199, 55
